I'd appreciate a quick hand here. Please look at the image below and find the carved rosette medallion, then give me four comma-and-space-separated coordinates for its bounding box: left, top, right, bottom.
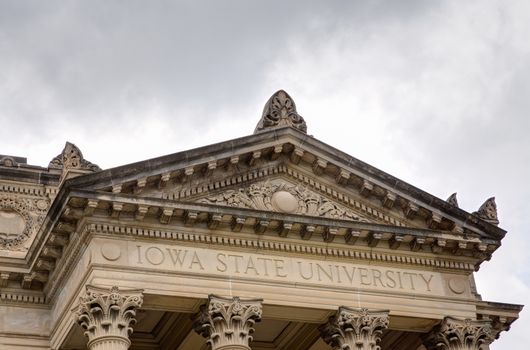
0, 195, 48, 251
75, 285, 144, 350
424, 317, 493, 350
319, 307, 389, 350
254, 90, 307, 133
193, 295, 263, 350
199, 181, 369, 222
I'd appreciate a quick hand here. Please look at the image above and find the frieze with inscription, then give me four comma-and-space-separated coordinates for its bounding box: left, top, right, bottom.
93, 240, 472, 298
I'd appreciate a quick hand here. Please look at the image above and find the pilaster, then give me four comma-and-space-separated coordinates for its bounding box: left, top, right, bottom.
319, 307, 389, 350
74, 285, 144, 350
424, 317, 493, 350
193, 295, 263, 350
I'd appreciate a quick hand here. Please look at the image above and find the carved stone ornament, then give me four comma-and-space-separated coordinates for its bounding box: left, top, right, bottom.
75, 285, 144, 350
447, 193, 459, 207
473, 197, 499, 225
424, 317, 493, 350
0, 195, 48, 251
193, 295, 263, 350
254, 90, 307, 134
198, 180, 369, 222
49, 142, 101, 171
0, 156, 17, 167
319, 307, 389, 350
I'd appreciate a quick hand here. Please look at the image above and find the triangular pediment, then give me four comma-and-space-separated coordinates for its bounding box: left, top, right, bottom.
4, 90, 510, 304
57, 126, 504, 240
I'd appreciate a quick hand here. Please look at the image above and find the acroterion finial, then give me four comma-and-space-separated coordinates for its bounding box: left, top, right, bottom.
447, 193, 459, 207
49, 142, 101, 172
474, 197, 499, 225
254, 90, 307, 134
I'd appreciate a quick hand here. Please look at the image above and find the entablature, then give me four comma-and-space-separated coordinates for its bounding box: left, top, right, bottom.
66, 190, 497, 263
8, 188, 498, 305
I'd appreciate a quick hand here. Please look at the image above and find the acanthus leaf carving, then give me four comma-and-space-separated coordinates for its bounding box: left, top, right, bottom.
473, 197, 499, 225
75, 285, 144, 349
0, 194, 47, 251
424, 317, 493, 350
198, 180, 369, 222
319, 307, 389, 350
193, 295, 263, 350
49, 142, 101, 172
254, 90, 307, 134
447, 193, 459, 207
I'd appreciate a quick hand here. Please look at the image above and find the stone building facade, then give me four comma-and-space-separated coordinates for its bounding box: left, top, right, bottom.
0, 91, 522, 349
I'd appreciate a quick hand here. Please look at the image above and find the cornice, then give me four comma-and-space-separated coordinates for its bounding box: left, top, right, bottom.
66, 189, 499, 250
35, 189, 496, 304
0, 179, 58, 198
0, 166, 60, 186
51, 127, 504, 239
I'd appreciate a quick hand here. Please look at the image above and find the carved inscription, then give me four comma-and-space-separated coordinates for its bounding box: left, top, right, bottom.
125, 243, 444, 295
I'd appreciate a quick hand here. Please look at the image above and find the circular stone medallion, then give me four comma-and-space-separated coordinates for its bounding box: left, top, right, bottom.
36, 199, 48, 211
100, 244, 122, 261
448, 278, 466, 294
271, 191, 298, 213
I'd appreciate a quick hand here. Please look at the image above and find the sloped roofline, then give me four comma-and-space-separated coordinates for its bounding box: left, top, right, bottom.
55, 126, 505, 239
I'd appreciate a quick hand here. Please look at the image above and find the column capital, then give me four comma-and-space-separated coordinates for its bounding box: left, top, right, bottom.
193, 294, 263, 350
319, 307, 389, 350
74, 285, 144, 350
424, 317, 494, 350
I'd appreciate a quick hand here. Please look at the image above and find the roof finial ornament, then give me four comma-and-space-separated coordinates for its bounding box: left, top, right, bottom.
254, 90, 307, 134
49, 142, 101, 172
474, 197, 499, 225
447, 193, 459, 207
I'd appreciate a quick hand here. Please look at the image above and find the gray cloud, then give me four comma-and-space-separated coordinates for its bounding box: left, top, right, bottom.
0, 1, 436, 133
1, 1, 529, 348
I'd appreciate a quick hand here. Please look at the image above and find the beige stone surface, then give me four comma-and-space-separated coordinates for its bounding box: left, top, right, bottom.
88, 238, 472, 300
0, 92, 522, 349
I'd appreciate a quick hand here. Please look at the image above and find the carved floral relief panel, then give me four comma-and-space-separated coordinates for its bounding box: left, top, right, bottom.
197, 179, 371, 222
0, 193, 49, 252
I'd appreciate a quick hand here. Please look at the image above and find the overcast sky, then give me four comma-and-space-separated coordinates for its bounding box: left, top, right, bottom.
1, 1, 529, 348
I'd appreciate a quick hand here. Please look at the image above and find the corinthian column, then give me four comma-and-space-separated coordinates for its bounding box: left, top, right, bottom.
424, 317, 493, 350
319, 307, 389, 350
192, 295, 263, 350
75, 285, 144, 350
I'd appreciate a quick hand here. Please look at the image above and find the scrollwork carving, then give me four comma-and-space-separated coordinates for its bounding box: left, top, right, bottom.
193, 295, 263, 350
319, 307, 389, 350
199, 180, 369, 222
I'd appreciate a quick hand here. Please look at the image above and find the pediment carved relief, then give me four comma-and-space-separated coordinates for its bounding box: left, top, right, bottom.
198, 180, 370, 222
